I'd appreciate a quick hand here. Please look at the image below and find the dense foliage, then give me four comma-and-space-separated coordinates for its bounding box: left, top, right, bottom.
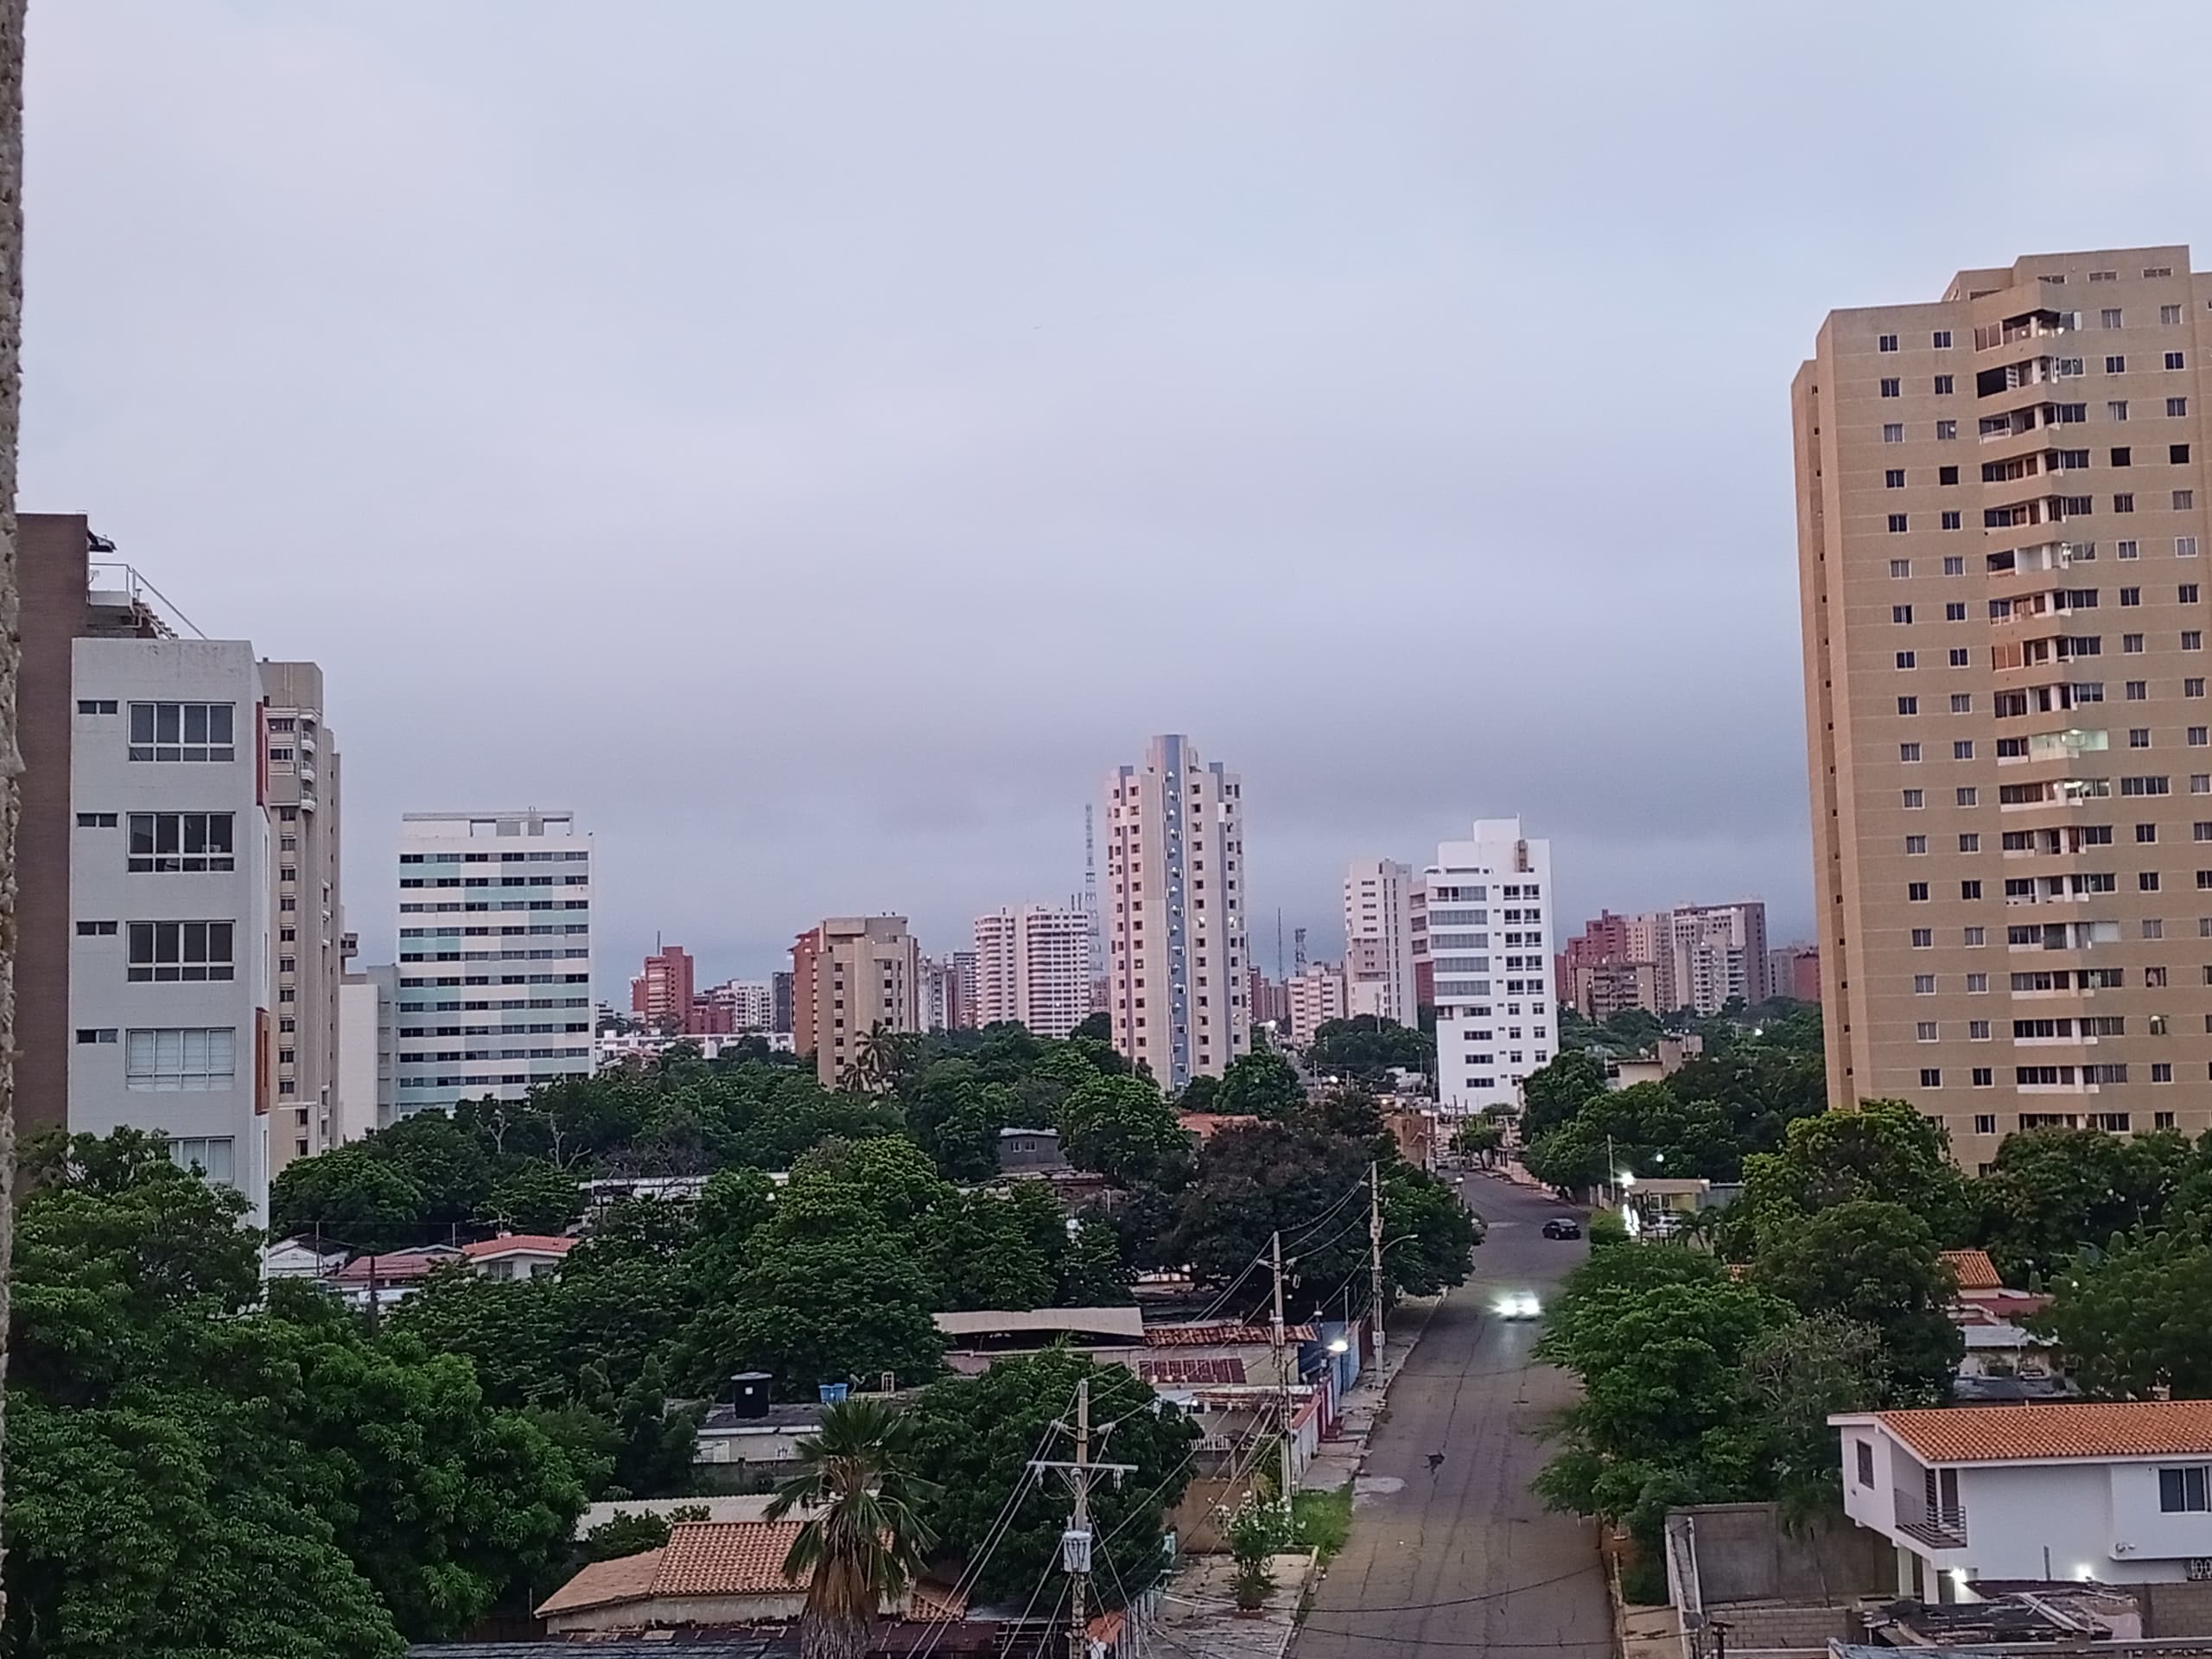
1304, 1015, 1433, 1088
5, 1131, 585, 1656
1519, 1008, 1827, 1189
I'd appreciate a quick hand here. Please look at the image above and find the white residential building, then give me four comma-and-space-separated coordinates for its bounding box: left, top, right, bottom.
1424, 817, 1554, 1116
336, 960, 397, 1137
973, 906, 1093, 1039
1103, 734, 1249, 1090
67, 638, 277, 1224
1834, 1401, 2212, 1599
1286, 961, 1348, 1046
1343, 858, 1417, 1024
392, 810, 594, 1116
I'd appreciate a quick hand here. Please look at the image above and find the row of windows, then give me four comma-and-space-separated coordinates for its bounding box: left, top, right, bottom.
397, 925, 590, 938
1878, 307, 2192, 356
397, 973, 591, 988
1886, 502, 2197, 533
398, 948, 590, 963
1919, 1065, 2179, 1088
397, 850, 589, 864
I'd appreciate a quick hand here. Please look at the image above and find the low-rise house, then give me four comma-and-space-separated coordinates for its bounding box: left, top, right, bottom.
263, 1236, 347, 1281
327, 1245, 460, 1309
1832, 1400, 2212, 1599
996, 1126, 1068, 1175
535, 1518, 964, 1636
693, 1376, 830, 1492
459, 1232, 575, 1281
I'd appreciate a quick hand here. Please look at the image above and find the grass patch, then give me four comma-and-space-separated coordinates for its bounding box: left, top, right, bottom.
1293, 1486, 1353, 1562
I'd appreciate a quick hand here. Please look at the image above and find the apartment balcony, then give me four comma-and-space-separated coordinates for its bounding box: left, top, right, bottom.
1895, 1495, 1970, 1550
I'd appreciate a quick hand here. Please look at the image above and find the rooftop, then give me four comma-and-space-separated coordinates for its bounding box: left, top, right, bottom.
458, 1234, 576, 1260
1847, 1401, 2212, 1464
1146, 1322, 1317, 1347
1941, 1248, 2005, 1291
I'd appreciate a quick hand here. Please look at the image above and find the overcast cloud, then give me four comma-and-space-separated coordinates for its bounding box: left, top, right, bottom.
24, 2, 2212, 990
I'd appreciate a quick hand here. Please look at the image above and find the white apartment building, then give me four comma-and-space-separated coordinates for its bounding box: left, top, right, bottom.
1343, 858, 1417, 1024
392, 810, 594, 1116
1286, 961, 1348, 1046
336, 961, 397, 1137
68, 638, 277, 1224
1425, 818, 1555, 1116
1103, 734, 1250, 1090
972, 906, 1093, 1039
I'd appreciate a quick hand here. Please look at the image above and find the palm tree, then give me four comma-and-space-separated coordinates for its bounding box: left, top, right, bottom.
766, 1396, 939, 1659
841, 1022, 920, 1095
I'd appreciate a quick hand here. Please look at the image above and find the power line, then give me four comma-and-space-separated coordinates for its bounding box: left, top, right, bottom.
1297, 1560, 1605, 1617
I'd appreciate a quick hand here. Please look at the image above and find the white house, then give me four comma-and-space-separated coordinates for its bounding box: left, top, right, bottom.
1832, 1401, 2212, 1600
459, 1233, 575, 1281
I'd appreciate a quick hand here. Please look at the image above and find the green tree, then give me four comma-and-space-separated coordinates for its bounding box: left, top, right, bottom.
268, 1143, 426, 1254
1751, 1200, 1961, 1401
1724, 1100, 1972, 1259
1057, 1075, 1191, 1185
904, 1351, 1197, 1603
1742, 1315, 1888, 1519
1056, 1217, 1132, 1306
1306, 1015, 1433, 1087
1216, 1050, 1306, 1120
685, 1234, 944, 1394
1976, 1128, 2194, 1283
1519, 1050, 1608, 1140
365, 1109, 497, 1227
767, 1397, 938, 1659
918, 1189, 1055, 1313
487, 1161, 586, 1235
1071, 1013, 1112, 1043
2032, 1230, 2212, 1399
1451, 1117, 1504, 1166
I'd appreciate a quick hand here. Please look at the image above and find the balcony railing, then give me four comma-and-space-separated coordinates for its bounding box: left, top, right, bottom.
1896, 1497, 1969, 1549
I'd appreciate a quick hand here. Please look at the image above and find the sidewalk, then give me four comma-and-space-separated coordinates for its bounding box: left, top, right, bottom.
1152, 1550, 1317, 1659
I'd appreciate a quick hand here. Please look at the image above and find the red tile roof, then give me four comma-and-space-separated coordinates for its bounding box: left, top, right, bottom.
535, 1546, 666, 1616
1941, 1249, 2004, 1291
460, 1233, 576, 1259
1874, 1401, 2212, 1464
329, 1248, 455, 1284
1145, 1323, 1317, 1347
650, 1520, 806, 1596
1139, 1356, 1249, 1386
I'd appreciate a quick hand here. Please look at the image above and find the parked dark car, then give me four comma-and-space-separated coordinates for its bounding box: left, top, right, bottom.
1541, 1217, 1582, 1240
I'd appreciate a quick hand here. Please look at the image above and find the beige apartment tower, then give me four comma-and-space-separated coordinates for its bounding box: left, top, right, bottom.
1103, 734, 1250, 1090
807, 915, 919, 1088
1796, 245, 2212, 1167
258, 661, 343, 1176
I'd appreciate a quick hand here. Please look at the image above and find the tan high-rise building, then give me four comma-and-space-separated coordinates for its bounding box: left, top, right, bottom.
805, 915, 919, 1087
1103, 734, 1249, 1090
259, 660, 344, 1177
1343, 858, 1417, 1024
1796, 245, 2212, 1167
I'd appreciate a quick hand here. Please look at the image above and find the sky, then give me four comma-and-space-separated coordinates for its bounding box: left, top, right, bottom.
24, 2, 2212, 995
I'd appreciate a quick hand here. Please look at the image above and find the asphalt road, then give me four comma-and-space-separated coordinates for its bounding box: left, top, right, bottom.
1292, 1173, 1613, 1659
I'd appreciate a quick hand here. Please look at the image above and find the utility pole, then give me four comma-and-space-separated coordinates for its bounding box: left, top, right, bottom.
1033, 1377, 1133, 1659
1271, 1229, 1294, 1520
1369, 1162, 1386, 1367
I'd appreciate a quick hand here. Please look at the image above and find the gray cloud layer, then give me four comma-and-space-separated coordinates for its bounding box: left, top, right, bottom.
25, 2, 2212, 989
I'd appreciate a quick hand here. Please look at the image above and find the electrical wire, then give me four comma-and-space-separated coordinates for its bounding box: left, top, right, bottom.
1296, 1560, 1606, 1617
910, 1387, 1076, 1659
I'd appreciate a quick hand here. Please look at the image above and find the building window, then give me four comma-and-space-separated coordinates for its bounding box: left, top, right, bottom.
2117, 493, 2136, 512
127, 812, 235, 874
1914, 975, 1936, 994
2168, 352, 2190, 372
1920, 1068, 1942, 1087
2183, 537, 2202, 559
1957, 787, 1979, 807
125, 1027, 238, 1091
1934, 375, 1955, 395
162, 1137, 238, 1189
1887, 469, 1907, 489
125, 921, 234, 982
1961, 834, 1980, 852
1916, 1021, 1938, 1041
1961, 880, 1983, 899
1899, 697, 1920, 716
1955, 741, 1974, 760
1903, 789, 1925, 809
1908, 883, 1930, 902
2171, 398, 2190, 418
1967, 976, 1989, 995
1881, 378, 1901, 397
1897, 650, 1916, 669
1884, 423, 1904, 444
1893, 604, 1913, 624
2160, 1467, 2211, 1513
1964, 926, 1986, 945
1946, 602, 1967, 621
75, 698, 118, 715
1911, 927, 1933, 947
127, 702, 235, 763
1937, 420, 1958, 441
1890, 558, 1911, 578
1888, 513, 1910, 533
1942, 511, 1962, 530
1878, 334, 1899, 353
2120, 539, 2141, 560
2111, 400, 2131, 422
74, 1027, 118, 1045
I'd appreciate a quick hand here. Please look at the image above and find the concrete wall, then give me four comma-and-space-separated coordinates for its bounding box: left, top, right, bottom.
2140, 1579, 2212, 1638
1670, 1503, 1893, 1606
1707, 1604, 1854, 1651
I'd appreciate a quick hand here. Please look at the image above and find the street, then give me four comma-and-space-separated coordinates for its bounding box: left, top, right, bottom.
1292, 1173, 1613, 1658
